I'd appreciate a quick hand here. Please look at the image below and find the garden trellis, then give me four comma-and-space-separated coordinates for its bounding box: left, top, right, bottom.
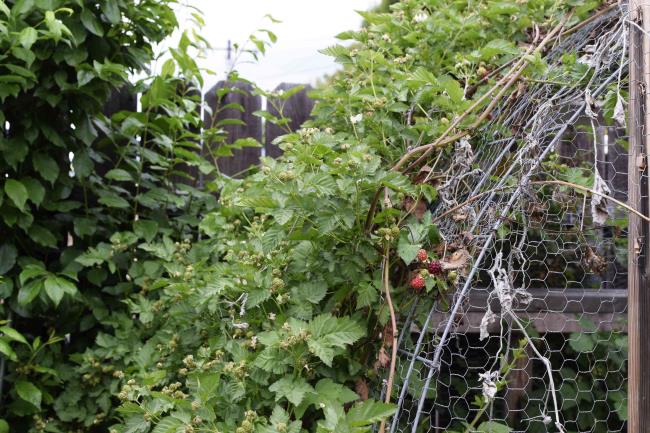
382, 3, 644, 433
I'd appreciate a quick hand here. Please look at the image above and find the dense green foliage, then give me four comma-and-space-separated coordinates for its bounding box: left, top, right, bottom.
0, 0, 621, 432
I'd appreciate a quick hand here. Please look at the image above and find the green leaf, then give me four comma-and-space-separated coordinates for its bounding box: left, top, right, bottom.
28, 224, 57, 247
134, 220, 158, 242
17, 279, 43, 305
151, 417, 182, 433
106, 168, 133, 181
397, 237, 421, 265
15, 380, 41, 409
569, 333, 595, 353
80, 9, 104, 36
11, 0, 33, 16
0, 339, 16, 361
98, 193, 130, 208
346, 400, 396, 426
0, 244, 17, 275
22, 177, 45, 206
481, 39, 519, 59
439, 75, 464, 104
101, 0, 121, 24
4, 179, 28, 211
477, 421, 512, 433
19, 27, 37, 49
269, 376, 315, 406
307, 315, 365, 366
32, 153, 59, 185
0, 419, 8, 433
0, 326, 28, 345
44, 276, 76, 306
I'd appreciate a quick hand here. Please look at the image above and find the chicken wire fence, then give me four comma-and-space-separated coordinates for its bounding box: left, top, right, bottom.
385, 4, 636, 433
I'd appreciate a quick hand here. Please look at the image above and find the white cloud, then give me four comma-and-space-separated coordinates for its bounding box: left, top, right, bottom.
172, 0, 379, 91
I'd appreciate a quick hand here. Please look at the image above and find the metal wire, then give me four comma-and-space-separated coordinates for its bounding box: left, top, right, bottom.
388, 6, 631, 433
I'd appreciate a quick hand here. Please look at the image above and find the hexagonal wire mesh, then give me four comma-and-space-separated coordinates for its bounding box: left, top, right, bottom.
385, 4, 634, 433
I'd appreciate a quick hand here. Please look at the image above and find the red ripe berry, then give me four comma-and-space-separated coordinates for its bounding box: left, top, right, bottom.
410, 275, 425, 291
428, 260, 443, 275
416, 249, 428, 262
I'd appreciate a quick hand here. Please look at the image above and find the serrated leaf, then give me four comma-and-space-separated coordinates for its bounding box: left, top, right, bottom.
151, 417, 182, 433
346, 399, 396, 426
134, 220, 158, 242
397, 237, 421, 264
269, 376, 314, 406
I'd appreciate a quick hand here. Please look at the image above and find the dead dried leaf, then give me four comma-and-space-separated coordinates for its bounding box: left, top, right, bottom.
613, 93, 626, 127
441, 249, 471, 270
591, 172, 610, 225
355, 378, 369, 401
375, 346, 391, 369
403, 197, 428, 221
382, 324, 394, 348
583, 246, 607, 274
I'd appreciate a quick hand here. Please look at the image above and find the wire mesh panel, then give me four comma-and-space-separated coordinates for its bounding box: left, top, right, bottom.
388, 5, 632, 433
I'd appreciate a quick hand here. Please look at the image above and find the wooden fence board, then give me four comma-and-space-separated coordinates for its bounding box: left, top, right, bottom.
264, 83, 314, 158
204, 81, 262, 176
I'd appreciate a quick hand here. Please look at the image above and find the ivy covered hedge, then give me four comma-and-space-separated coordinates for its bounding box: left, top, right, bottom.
0, 0, 608, 432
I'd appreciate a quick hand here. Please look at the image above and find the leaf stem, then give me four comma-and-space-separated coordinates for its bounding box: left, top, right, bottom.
378, 247, 398, 433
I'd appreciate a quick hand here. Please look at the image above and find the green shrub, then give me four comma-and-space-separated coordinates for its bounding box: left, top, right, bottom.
0, 0, 611, 432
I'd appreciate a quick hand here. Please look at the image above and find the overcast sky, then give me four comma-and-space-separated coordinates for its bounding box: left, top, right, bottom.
172, 0, 379, 91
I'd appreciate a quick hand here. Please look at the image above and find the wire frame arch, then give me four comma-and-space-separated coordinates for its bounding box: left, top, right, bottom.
386, 5, 632, 433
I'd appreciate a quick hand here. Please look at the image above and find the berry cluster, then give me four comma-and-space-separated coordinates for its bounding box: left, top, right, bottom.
408, 248, 445, 292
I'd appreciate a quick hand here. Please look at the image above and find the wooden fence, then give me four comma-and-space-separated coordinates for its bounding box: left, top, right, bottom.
104, 81, 314, 176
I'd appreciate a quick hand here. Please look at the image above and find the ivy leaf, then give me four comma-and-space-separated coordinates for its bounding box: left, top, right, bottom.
80, 9, 104, 36
32, 153, 59, 185
106, 168, 133, 181
4, 179, 28, 211
15, 380, 41, 409
269, 376, 315, 406
28, 224, 57, 247
17, 279, 43, 305
101, 0, 121, 24
44, 276, 76, 306
98, 193, 130, 208
0, 244, 17, 275
22, 177, 45, 207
